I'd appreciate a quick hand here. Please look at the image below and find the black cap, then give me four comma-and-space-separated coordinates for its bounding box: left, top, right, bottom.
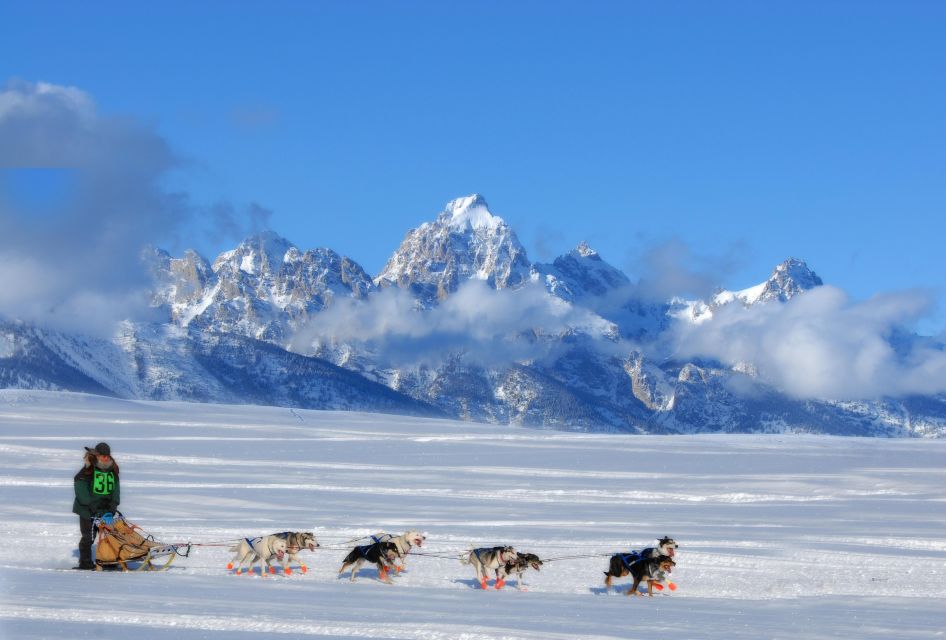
85, 442, 111, 456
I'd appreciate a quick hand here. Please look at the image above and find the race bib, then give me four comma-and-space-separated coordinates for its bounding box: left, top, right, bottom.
92, 469, 115, 495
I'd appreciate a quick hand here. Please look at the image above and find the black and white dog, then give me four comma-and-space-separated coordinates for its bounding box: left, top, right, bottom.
369, 530, 426, 574
500, 552, 543, 591
460, 546, 518, 590
604, 536, 679, 588
625, 555, 676, 597
338, 541, 400, 583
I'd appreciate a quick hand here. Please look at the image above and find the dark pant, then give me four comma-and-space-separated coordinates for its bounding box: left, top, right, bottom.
78, 515, 95, 567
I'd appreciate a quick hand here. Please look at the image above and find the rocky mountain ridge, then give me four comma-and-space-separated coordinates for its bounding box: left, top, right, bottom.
2, 195, 944, 436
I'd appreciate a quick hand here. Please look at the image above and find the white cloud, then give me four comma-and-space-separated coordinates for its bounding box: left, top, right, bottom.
292, 280, 618, 367
0, 80, 265, 336
671, 285, 946, 399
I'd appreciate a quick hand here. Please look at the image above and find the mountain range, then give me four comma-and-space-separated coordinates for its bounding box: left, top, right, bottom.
2, 195, 944, 436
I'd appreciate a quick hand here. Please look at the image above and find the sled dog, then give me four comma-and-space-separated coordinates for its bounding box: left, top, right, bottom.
460, 546, 518, 590
268, 531, 320, 574
338, 541, 400, 583
370, 530, 426, 573
604, 536, 679, 587
500, 551, 543, 591
626, 555, 676, 597
227, 535, 288, 576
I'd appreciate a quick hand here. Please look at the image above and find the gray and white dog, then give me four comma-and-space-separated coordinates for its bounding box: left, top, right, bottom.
227, 535, 288, 576
460, 546, 518, 590
267, 531, 320, 574
500, 551, 543, 591
370, 530, 426, 574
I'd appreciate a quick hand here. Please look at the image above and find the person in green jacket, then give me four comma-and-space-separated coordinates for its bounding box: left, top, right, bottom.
72, 442, 120, 570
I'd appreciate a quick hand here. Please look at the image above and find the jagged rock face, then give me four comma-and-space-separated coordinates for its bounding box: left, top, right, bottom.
532, 241, 630, 303
151, 231, 374, 343
375, 195, 532, 303
757, 258, 823, 303
625, 353, 675, 412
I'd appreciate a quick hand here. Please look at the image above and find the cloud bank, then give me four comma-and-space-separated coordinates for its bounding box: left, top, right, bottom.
292, 280, 619, 367
671, 285, 946, 400
0, 80, 268, 335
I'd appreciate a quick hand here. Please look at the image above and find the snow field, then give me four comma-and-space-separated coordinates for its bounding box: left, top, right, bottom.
1, 390, 945, 639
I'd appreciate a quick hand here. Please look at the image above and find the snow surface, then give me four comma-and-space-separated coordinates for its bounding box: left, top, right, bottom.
1, 390, 945, 639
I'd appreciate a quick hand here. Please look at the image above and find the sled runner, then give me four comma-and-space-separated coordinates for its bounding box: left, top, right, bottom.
94, 513, 191, 572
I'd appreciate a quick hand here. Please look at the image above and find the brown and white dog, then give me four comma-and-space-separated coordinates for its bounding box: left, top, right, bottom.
227, 535, 288, 576
267, 531, 320, 575
604, 536, 679, 588
460, 546, 518, 590
500, 552, 543, 591
338, 541, 400, 583
626, 555, 676, 597
370, 531, 426, 574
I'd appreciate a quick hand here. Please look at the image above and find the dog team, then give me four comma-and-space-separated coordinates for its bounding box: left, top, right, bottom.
227, 529, 679, 596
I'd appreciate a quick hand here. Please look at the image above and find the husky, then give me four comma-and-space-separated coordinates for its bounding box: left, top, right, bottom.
370, 530, 426, 574
500, 552, 543, 591
460, 546, 518, 590
338, 541, 400, 583
626, 555, 676, 597
227, 535, 288, 576
604, 536, 679, 588
267, 531, 320, 574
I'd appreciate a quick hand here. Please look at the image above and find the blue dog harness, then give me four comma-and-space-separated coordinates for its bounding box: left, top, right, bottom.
619, 553, 640, 570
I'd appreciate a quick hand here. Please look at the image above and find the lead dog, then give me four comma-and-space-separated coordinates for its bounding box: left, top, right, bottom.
370, 530, 426, 574
227, 535, 288, 576
604, 536, 679, 588
338, 541, 400, 583
626, 555, 675, 597
267, 531, 320, 575
460, 546, 518, 590
500, 552, 543, 591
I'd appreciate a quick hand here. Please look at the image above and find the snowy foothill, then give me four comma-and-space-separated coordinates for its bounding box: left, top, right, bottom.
1, 390, 945, 639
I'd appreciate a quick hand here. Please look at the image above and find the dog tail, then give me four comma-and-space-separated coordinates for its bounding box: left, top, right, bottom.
459, 546, 474, 565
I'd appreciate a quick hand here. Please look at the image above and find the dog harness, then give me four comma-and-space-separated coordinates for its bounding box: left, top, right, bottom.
245, 537, 262, 550
619, 552, 641, 570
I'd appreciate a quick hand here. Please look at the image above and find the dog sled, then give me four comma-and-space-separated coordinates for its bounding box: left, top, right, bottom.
95, 513, 191, 572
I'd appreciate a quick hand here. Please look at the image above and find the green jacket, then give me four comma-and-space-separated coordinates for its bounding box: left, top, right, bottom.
72, 461, 120, 519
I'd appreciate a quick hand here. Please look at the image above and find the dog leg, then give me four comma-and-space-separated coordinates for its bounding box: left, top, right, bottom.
475, 565, 488, 590
239, 554, 254, 576
627, 576, 643, 596
350, 558, 364, 582
494, 568, 506, 590
604, 572, 613, 588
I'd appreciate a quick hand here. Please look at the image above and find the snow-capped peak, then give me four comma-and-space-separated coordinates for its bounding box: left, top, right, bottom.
213, 230, 295, 276
712, 258, 823, 307
575, 241, 598, 259
441, 194, 503, 232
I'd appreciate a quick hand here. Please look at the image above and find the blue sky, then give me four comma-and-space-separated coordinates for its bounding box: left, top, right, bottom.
2, 1, 945, 331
